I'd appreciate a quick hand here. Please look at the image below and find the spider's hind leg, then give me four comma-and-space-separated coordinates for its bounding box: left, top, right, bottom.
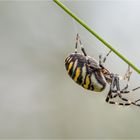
99, 50, 112, 66
78, 34, 87, 56
75, 33, 79, 53
75, 34, 87, 56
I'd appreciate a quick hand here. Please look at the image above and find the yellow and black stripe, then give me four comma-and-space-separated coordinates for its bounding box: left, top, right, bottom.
65, 53, 107, 92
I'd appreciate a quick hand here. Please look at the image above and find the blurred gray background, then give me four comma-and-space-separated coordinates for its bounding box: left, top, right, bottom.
0, 0, 140, 139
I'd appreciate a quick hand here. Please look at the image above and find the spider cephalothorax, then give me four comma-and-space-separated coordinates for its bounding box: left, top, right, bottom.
65, 34, 140, 107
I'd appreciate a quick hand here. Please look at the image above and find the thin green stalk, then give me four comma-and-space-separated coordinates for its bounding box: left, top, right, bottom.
53, 0, 140, 74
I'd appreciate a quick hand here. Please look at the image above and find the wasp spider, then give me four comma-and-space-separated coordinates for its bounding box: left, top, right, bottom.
65, 34, 140, 107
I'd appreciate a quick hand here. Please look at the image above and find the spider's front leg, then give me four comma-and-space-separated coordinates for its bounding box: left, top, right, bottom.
120, 65, 132, 91
105, 74, 136, 106
105, 74, 121, 105
113, 71, 140, 107
119, 87, 140, 107
118, 66, 140, 95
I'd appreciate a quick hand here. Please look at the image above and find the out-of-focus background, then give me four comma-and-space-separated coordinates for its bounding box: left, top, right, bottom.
0, 1, 140, 139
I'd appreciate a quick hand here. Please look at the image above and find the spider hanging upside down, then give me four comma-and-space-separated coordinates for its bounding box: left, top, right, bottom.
65, 34, 140, 107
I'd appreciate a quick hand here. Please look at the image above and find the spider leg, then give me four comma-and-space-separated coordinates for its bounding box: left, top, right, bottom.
103, 50, 112, 63
76, 34, 87, 56
105, 75, 124, 105
134, 99, 140, 106
105, 89, 132, 106
119, 87, 140, 106
116, 76, 137, 106
75, 33, 79, 53
117, 76, 140, 107
117, 92, 140, 107
99, 50, 111, 66
121, 65, 132, 91
119, 65, 140, 94
105, 89, 118, 105
110, 93, 118, 99
118, 86, 140, 94
120, 86, 140, 94
123, 65, 132, 81
106, 75, 136, 106
99, 54, 102, 66
111, 76, 140, 106
117, 65, 140, 94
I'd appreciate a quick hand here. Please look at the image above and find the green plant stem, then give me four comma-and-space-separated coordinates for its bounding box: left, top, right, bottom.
53, 0, 140, 74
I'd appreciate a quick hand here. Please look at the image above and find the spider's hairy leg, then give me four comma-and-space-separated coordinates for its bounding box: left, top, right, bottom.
105, 89, 131, 106
75, 33, 79, 53
99, 54, 102, 66
99, 50, 112, 66
133, 98, 140, 106
119, 86, 140, 94
106, 74, 137, 106
121, 65, 132, 91
118, 65, 140, 95
110, 74, 140, 107
123, 65, 132, 81
117, 76, 140, 107
105, 75, 121, 105
117, 91, 140, 107
77, 34, 87, 56
103, 50, 112, 63
119, 86, 140, 106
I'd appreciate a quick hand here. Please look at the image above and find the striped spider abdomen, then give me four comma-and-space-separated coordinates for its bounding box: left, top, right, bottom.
65, 53, 107, 92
